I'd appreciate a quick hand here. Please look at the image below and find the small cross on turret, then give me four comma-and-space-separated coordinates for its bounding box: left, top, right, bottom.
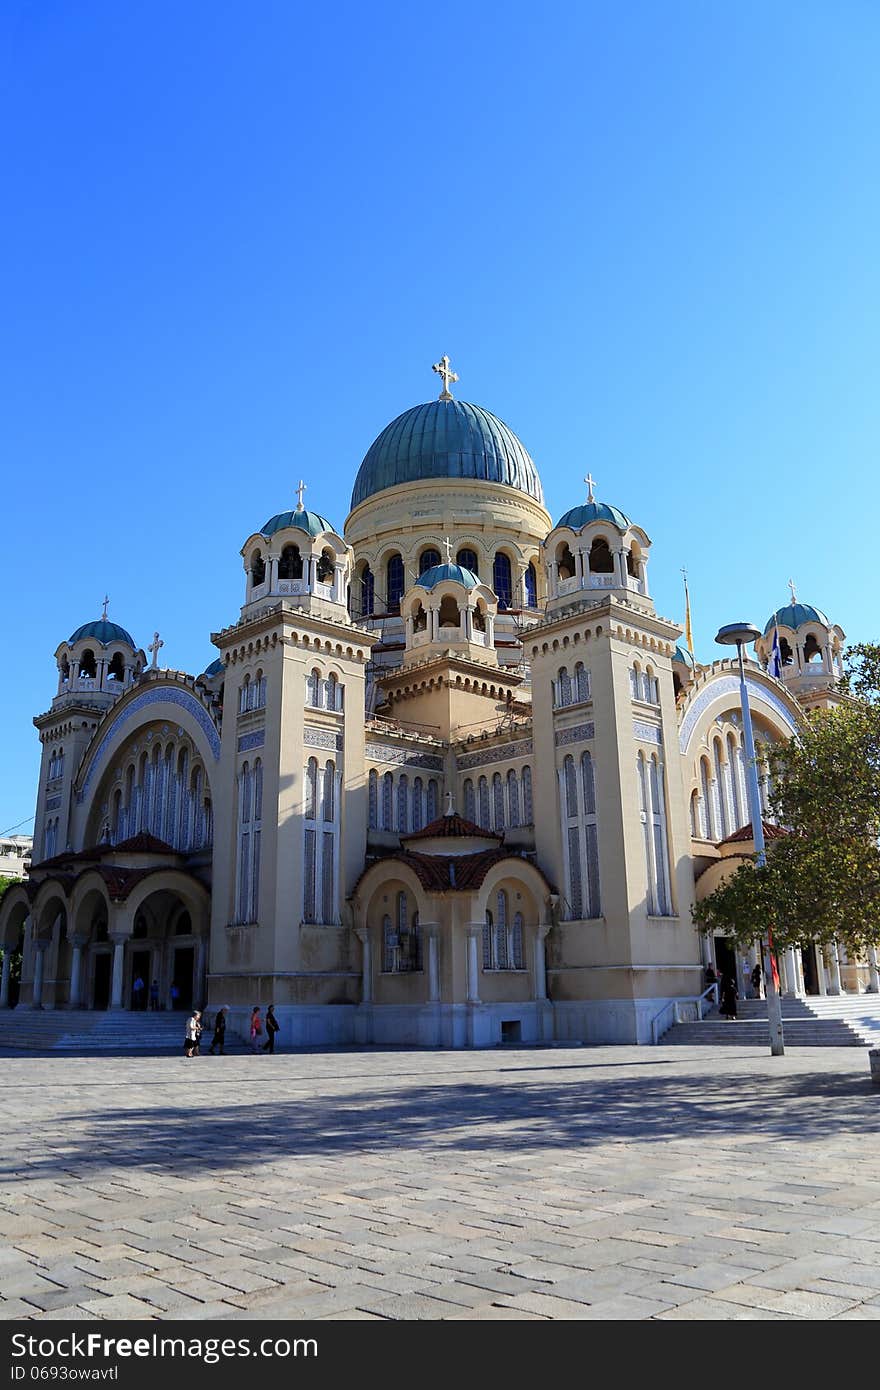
788, 578, 798, 603
148, 631, 164, 669
584, 473, 596, 504
101, 594, 109, 620
295, 479, 307, 511
432, 354, 459, 401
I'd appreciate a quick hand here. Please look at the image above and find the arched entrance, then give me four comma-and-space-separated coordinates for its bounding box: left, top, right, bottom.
122, 879, 210, 1013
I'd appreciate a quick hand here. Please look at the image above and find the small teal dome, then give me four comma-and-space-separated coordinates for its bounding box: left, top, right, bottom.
416, 563, 480, 591
202, 658, 224, 678
351, 400, 544, 509
673, 645, 694, 667
764, 603, 830, 635
69, 619, 136, 648
554, 500, 630, 532
260, 506, 336, 539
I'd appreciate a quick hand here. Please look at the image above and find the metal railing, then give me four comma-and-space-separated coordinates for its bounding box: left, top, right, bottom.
650, 984, 719, 1044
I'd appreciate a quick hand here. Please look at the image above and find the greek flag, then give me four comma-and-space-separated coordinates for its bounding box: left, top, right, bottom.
768, 623, 783, 679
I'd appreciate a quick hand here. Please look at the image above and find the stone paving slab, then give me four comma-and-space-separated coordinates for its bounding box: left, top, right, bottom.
0, 1044, 878, 1321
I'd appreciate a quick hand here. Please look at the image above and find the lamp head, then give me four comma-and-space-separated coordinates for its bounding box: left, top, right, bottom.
715, 622, 761, 648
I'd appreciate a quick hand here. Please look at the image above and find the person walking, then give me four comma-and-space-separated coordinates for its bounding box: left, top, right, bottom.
184, 1009, 202, 1057
751, 963, 763, 999
249, 1006, 263, 1053
262, 1005, 280, 1054
132, 974, 145, 1010
149, 979, 160, 1011
209, 1007, 228, 1055
719, 973, 738, 1021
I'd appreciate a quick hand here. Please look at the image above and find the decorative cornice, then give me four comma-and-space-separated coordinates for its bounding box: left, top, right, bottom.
679, 673, 799, 753
456, 738, 533, 770
366, 741, 444, 771
554, 722, 595, 747
77, 685, 221, 802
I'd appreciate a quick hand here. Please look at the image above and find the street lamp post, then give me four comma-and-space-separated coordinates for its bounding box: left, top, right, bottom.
715, 622, 785, 1057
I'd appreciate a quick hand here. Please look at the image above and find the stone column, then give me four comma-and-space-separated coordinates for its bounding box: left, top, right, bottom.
616, 549, 628, 587
486, 613, 495, 648
814, 945, 828, 996
783, 947, 800, 998
867, 945, 880, 994
194, 935, 207, 1008
547, 560, 557, 598
109, 934, 127, 1010
463, 607, 473, 642
69, 939, 86, 1009
425, 924, 440, 1003
466, 925, 481, 1004
267, 554, 278, 592
534, 925, 550, 1001
355, 928, 372, 1004
0, 951, 11, 1008
828, 941, 843, 995
32, 941, 46, 1009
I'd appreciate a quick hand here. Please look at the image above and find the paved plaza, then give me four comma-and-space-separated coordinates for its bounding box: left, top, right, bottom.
1, 1043, 879, 1321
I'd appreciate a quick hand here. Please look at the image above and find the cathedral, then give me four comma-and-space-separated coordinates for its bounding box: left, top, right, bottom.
0, 360, 859, 1044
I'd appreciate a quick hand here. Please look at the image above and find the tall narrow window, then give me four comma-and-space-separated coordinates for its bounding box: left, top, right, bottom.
478, 776, 490, 829
361, 566, 375, 616
557, 667, 571, 707
464, 778, 476, 822
303, 830, 316, 923
522, 766, 533, 824
427, 779, 439, 820
581, 751, 600, 917
382, 772, 393, 830
386, 554, 404, 614
493, 772, 505, 830
397, 775, 409, 832
713, 740, 729, 839
322, 760, 335, 822
306, 758, 318, 820
574, 662, 589, 702
368, 769, 378, 829
457, 548, 479, 575
507, 769, 520, 827
412, 777, 424, 831
512, 912, 524, 969
236, 762, 252, 923
564, 755, 578, 819
649, 756, 671, 915
308, 669, 321, 707
419, 548, 441, 574
382, 915, 394, 972
524, 562, 537, 609
493, 552, 513, 610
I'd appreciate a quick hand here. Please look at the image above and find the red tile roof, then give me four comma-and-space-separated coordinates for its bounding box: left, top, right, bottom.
400, 813, 501, 843
356, 848, 554, 895
719, 820, 789, 845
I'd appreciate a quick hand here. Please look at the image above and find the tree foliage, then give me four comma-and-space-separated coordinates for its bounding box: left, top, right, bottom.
693, 642, 880, 955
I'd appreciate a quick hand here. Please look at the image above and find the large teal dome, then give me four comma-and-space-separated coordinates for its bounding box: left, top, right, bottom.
69, 619, 136, 647
351, 400, 544, 509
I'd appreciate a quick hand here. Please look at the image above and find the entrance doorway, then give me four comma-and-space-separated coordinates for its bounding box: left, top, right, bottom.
171, 947, 194, 1010
801, 945, 819, 995
93, 953, 111, 1010
713, 937, 737, 982
130, 949, 151, 1009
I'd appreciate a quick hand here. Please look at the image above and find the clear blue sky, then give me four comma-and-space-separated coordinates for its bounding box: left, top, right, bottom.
2, 1, 878, 834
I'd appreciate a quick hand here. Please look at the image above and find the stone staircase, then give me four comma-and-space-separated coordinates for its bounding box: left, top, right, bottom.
663, 994, 880, 1047
0, 1009, 197, 1053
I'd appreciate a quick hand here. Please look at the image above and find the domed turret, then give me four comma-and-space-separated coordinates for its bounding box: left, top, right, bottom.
543, 474, 651, 614
240, 481, 352, 621
402, 548, 498, 667
54, 601, 144, 706
755, 583, 845, 710
415, 562, 480, 591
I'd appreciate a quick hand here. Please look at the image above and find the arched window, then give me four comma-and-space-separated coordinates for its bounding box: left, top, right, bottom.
419, 548, 441, 574
361, 565, 375, 617
780, 636, 794, 666
323, 761, 335, 822
368, 769, 378, 829
507, 769, 520, 827
574, 662, 589, 703
386, 554, 404, 614
649, 756, 670, 915
524, 561, 537, 608
512, 912, 524, 970
382, 772, 393, 830
438, 594, 460, 628
478, 776, 490, 828
557, 667, 572, 707
581, 750, 596, 817
107, 652, 125, 682
412, 777, 424, 831
397, 775, 409, 832
713, 739, 729, 839
382, 914, 394, 973
278, 544, 302, 580
495, 890, 509, 968
727, 732, 742, 829
307, 669, 322, 707
305, 758, 318, 821
316, 548, 335, 583
324, 672, 338, 710
493, 773, 505, 830
699, 757, 713, 839
564, 755, 578, 819
690, 789, 700, 838
493, 552, 513, 610
457, 548, 479, 575
556, 542, 576, 580
79, 648, 97, 678
522, 765, 533, 824
804, 633, 823, 663
630, 664, 641, 699
581, 751, 600, 917
240, 675, 251, 713
464, 778, 476, 822
251, 550, 266, 586
589, 537, 614, 574
427, 779, 439, 821
255, 670, 267, 708
237, 762, 252, 923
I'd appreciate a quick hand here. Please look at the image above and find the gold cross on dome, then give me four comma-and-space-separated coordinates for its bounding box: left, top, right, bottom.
101, 594, 109, 620
584, 473, 596, 503
432, 354, 459, 401
788, 578, 797, 603
443, 536, 453, 563
295, 479, 307, 510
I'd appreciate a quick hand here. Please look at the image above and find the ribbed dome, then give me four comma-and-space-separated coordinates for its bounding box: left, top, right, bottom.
764, 603, 830, 635
68, 619, 136, 647
415, 563, 480, 591
555, 501, 631, 532
260, 506, 336, 538
202, 658, 224, 678
351, 400, 544, 509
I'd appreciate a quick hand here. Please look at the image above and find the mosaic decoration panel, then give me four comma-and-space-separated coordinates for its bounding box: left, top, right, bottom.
45, 796, 61, 812
633, 720, 663, 745
678, 674, 798, 752
305, 727, 344, 752
456, 738, 533, 771
78, 685, 221, 801
554, 722, 595, 747
237, 729, 266, 753
365, 741, 444, 771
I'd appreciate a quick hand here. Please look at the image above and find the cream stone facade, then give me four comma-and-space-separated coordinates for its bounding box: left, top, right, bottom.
0, 370, 866, 1037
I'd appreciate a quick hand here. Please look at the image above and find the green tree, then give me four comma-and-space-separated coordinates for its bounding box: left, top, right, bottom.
693, 643, 880, 956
